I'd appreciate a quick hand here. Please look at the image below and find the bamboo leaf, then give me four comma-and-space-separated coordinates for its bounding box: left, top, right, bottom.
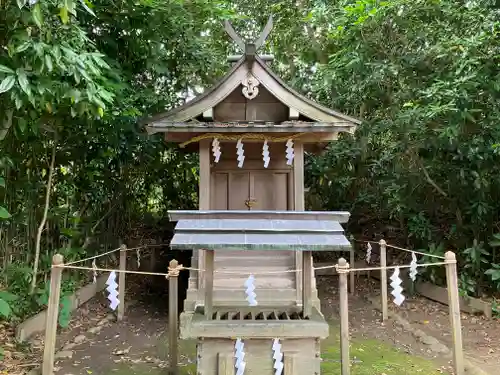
17, 69, 31, 96
0, 206, 11, 219
0, 65, 14, 74
0, 76, 16, 94
0, 299, 11, 318
79, 0, 96, 17
45, 54, 53, 72
59, 7, 69, 24
32, 3, 43, 28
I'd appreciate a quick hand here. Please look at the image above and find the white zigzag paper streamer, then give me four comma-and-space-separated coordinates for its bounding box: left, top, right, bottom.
272, 339, 284, 375
285, 139, 294, 165
212, 138, 221, 163
236, 139, 245, 168
244, 275, 258, 306
262, 139, 270, 168
235, 338, 246, 375
92, 259, 97, 284
136, 249, 141, 268
366, 243, 372, 264
106, 271, 120, 310
409, 252, 418, 282
390, 266, 405, 306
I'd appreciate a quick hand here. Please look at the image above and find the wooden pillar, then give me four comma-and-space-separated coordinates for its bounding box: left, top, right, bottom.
445, 251, 465, 375
349, 238, 355, 294
217, 353, 234, 375
337, 257, 350, 375
42, 254, 64, 375
302, 250, 313, 317
117, 244, 126, 321
379, 239, 388, 321
198, 140, 211, 298
293, 141, 305, 304
168, 259, 180, 375
204, 249, 215, 319
283, 352, 299, 375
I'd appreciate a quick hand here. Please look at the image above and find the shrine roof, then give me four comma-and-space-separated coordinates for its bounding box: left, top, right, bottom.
169, 218, 350, 251
168, 210, 350, 223
168, 211, 352, 251
141, 55, 360, 135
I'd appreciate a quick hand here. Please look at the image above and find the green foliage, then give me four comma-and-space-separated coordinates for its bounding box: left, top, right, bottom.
0, 291, 19, 319
1, 0, 500, 327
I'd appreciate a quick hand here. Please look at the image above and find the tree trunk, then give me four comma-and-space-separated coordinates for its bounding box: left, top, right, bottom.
30, 140, 57, 294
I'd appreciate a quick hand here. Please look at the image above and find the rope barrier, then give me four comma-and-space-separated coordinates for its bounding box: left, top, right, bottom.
64, 246, 123, 265
56, 260, 450, 277
385, 244, 446, 259
353, 239, 446, 260
64, 243, 168, 265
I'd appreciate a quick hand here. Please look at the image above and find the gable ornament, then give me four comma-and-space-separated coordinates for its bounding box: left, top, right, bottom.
241, 73, 260, 100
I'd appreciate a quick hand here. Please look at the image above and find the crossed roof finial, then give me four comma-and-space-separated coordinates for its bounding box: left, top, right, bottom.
224, 16, 273, 64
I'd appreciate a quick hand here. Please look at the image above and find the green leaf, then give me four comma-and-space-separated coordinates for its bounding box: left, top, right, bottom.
32, 3, 44, 28
59, 7, 69, 24
0, 291, 18, 302
0, 177, 5, 188
15, 41, 31, 54
0, 299, 11, 318
17, 69, 31, 96
17, 0, 26, 8
45, 54, 53, 72
0, 76, 15, 94
79, 0, 96, 17
0, 206, 11, 219
0, 65, 14, 74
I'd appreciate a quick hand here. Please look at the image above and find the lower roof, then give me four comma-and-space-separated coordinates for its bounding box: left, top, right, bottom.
169, 215, 352, 252
145, 121, 355, 136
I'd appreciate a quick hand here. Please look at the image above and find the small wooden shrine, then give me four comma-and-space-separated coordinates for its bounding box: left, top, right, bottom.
141, 16, 361, 374
168, 210, 351, 374
141, 16, 360, 311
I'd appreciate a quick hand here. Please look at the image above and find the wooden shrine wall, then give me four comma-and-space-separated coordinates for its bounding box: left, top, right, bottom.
213, 86, 288, 122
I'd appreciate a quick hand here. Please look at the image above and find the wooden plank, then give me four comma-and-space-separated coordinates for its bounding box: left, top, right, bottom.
198, 139, 211, 295
371, 272, 493, 318
302, 251, 313, 317
42, 255, 64, 375
445, 252, 465, 375
283, 352, 298, 375
168, 260, 179, 375
217, 353, 234, 375
338, 258, 350, 375
294, 141, 305, 304
117, 245, 126, 321
205, 250, 215, 319
379, 239, 388, 321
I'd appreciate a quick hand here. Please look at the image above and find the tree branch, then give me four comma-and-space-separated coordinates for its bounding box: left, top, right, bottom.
30, 138, 57, 294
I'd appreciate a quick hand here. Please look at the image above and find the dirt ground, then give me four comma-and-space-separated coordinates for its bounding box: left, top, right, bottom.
389, 293, 500, 374
1, 274, 499, 375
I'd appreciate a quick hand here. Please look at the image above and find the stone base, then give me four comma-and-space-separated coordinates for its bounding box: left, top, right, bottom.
197, 337, 321, 375
181, 306, 328, 375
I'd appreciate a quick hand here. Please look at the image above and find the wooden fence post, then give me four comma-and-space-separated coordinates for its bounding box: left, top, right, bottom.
349, 235, 355, 294
117, 244, 126, 321
42, 254, 64, 375
445, 251, 465, 375
168, 259, 180, 375
379, 239, 388, 322
338, 257, 350, 375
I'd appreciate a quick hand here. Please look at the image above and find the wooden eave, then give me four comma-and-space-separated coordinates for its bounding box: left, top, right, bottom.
141, 56, 361, 135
